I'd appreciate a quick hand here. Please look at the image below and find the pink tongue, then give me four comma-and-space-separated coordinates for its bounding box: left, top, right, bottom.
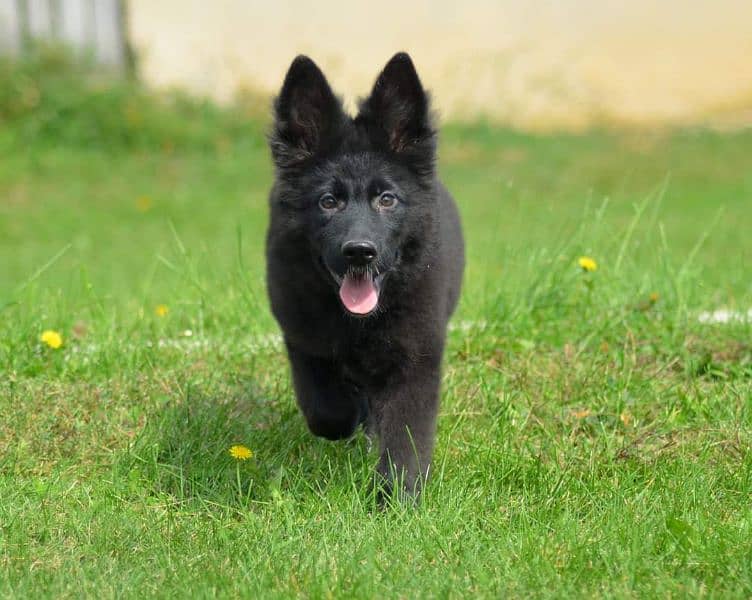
339, 274, 378, 314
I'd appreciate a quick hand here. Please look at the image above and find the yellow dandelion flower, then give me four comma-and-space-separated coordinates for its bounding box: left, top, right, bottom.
136, 196, 153, 213
649, 292, 659, 303
40, 330, 63, 349
578, 256, 598, 272
155, 304, 169, 317
229, 445, 253, 460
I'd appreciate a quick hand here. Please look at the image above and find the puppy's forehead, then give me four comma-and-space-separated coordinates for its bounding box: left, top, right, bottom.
327, 152, 386, 179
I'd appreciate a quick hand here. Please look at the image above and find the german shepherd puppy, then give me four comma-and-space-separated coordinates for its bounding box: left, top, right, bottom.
266, 52, 464, 497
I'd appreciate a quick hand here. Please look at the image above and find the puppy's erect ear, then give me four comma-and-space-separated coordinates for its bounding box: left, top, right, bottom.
270, 56, 345, 168
358, 52, 436, 176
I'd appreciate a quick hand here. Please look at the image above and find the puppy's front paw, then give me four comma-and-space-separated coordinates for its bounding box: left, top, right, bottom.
373, 459, 424, 507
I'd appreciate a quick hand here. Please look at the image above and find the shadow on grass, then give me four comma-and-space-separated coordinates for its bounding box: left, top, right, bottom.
115, 377, 375, 509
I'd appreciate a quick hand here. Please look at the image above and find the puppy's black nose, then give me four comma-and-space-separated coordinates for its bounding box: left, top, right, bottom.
341, 240, 377, 266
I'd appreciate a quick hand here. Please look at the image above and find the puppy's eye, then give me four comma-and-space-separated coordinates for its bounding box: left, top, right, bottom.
319, 193, 338, 210
378, 192, 398, 209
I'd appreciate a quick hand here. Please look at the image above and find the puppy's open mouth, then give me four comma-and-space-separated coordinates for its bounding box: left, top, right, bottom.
325, 265, 386, 316
339, 270, 386, 315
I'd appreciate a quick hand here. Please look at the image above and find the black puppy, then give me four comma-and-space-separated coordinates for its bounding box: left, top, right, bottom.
266, 52, 464, 496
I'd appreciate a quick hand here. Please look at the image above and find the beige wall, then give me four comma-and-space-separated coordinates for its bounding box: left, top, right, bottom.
127, 0, 752, 129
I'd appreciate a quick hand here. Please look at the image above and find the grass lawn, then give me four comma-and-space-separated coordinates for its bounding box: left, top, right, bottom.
1, 55, 751, 597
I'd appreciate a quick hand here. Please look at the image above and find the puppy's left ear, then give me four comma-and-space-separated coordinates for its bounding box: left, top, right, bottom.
358, 53, 436, 177
270, 55, 346, 169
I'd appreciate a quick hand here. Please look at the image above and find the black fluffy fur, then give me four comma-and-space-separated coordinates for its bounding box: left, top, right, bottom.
266, 52, 465, 497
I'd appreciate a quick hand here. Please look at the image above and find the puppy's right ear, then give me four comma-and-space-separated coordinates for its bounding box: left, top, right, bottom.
270, 56, 345, 168
357, 53, 436, 178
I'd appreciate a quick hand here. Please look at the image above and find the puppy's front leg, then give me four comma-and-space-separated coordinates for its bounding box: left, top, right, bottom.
374, 354, 442, 498
286, 343, 367, 441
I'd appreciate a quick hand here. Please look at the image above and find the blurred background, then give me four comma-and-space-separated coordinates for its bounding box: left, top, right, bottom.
2, 0, 752, 129
0, 0, 750, 312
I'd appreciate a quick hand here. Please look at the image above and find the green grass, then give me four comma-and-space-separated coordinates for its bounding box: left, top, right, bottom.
1, 52, 751, 598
